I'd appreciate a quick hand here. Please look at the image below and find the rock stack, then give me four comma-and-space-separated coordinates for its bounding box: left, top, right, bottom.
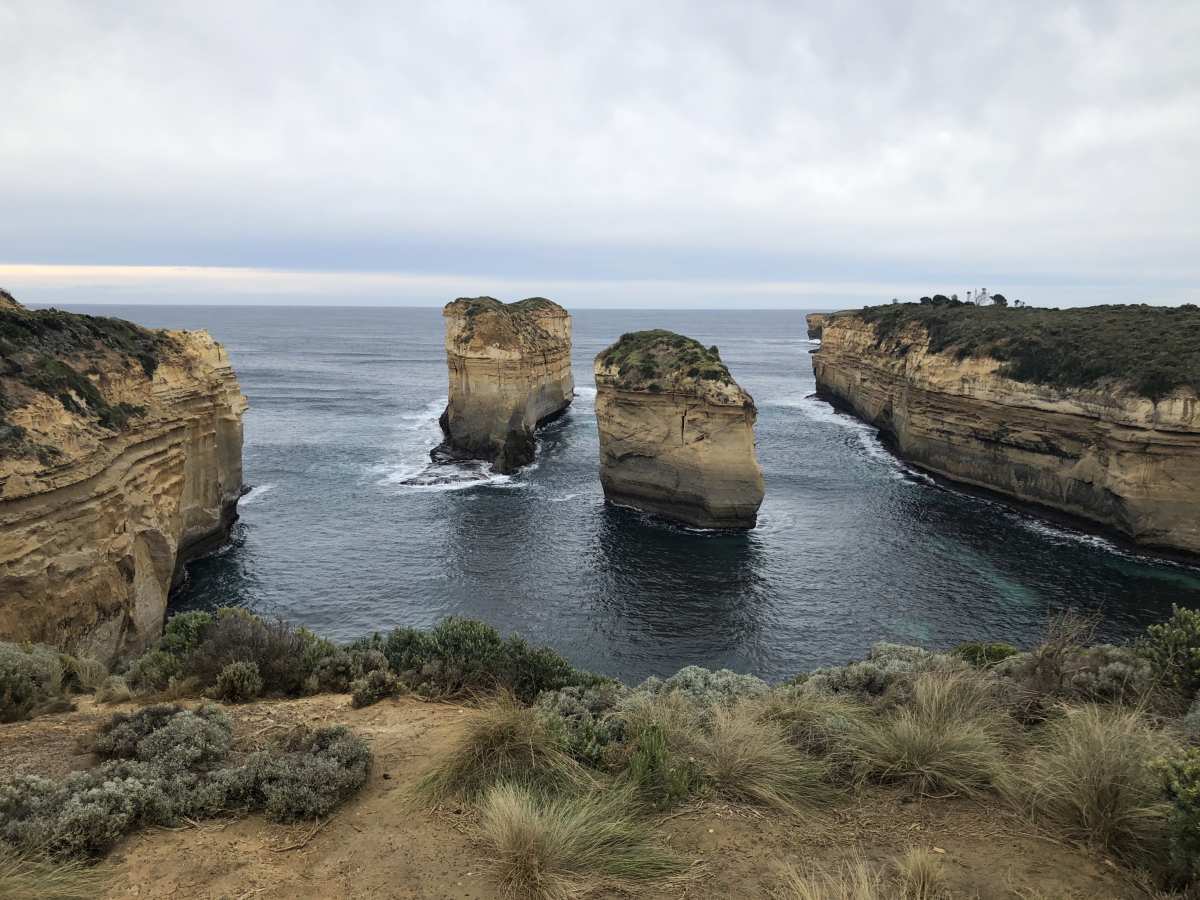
594, 330, 764, 529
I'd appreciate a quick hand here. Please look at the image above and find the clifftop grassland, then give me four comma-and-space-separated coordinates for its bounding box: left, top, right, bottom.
3, 607, 1199, 898
851, 302, 1200, 400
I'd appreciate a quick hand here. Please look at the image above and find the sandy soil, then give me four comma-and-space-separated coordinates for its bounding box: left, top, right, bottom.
0, 695, 1148, 899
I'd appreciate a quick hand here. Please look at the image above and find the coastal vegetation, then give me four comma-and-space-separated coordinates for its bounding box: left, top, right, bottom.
597, 329, 732, 391
2, 606, 1200, 896
0, 297, 170, 459
853, 301, 1200, 399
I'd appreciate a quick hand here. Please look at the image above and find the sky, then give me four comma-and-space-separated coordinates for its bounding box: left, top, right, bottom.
1, 0, 1197, 309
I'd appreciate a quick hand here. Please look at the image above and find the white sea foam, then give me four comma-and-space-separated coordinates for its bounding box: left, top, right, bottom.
239, 484, 275, 506
793, 395, 932, 483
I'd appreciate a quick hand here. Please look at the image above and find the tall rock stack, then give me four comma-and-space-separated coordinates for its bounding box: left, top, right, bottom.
594, 330, 764, 529
0, 295, 247, 660
436, 297, 574, 474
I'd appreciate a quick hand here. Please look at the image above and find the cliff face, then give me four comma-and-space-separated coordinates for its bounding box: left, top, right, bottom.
437, 297, 573, 473
0, 299, 247, 660
594, 330, 764, 529
809, 311, 1200, 554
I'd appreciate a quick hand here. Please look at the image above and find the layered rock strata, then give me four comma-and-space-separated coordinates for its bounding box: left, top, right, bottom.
594, 330, 764, 528
0, 297, 247, 659
809, 311, 1200, 554
436, 297, 573, 473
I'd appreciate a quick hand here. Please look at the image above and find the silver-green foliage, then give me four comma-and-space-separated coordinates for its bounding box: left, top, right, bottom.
0, 642, 66, 723
0, 705, 370, 858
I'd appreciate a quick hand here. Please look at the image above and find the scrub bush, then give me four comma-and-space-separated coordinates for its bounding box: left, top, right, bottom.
186, 608, 315, 696
953, 641, 1019, 667
635, 665, 769, 709
159, 611, 214, 657
214, 661, 264, 703
536, 683, 629, 767
0, 706, 370, 858
124, 649, 180, 693
797, 643, 964, 699
350, 668, 401, 708
624, 724, 703, 809
1158, 747, 1200, 886
0, 642, 65, 722
1140, 605, 1200, 704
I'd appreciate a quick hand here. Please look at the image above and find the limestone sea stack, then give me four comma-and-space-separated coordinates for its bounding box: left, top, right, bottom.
809, 304, 1200, 555
0, 295, 247, 660
594, 330, 764, 528
435, 297, 573, 474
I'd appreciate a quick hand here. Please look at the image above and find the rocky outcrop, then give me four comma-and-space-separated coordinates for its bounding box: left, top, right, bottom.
0, 297, 247, 660
436, 297, 573, 473
806, 313, 828, 340
594, 330, 764, 528
809, 310, 1200, 555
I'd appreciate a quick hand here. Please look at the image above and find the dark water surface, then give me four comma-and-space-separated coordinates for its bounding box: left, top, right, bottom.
60, 305, 1200, 682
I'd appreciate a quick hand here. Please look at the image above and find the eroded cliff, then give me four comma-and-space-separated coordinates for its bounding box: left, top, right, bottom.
594, 330, 764, 528
436, 297, 573, 473
0, 296, 246, 659
809, 306, 1200, 554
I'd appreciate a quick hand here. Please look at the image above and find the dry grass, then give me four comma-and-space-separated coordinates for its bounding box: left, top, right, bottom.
0, 845, 110, 900
701, 704, 832, 814
776, 857, 886, 900
753, 689, 870, 760
417, 694, 592, 804
619, 692, 708, 758
93, 676, 132, 705
777, 849, 948, 900
850, 670, 1009, 797
893, 848, 948, 899
1004, 704, 1173, 861
479, 783, 683, 899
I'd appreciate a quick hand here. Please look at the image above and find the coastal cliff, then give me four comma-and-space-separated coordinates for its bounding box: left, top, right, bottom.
808, 304, 1200, 554
594, 330, 764, 528
0, 295, 247, 659
436, 296, 573, 473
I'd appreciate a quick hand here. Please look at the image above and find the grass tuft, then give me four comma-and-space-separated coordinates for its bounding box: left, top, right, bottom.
1004, 704, 1172, 861
701, 704, 831, 814
849, 670, 1008, 796
417, 695, 591, 804
777, 857, 886, 899
893, 847, 948, 899
0, 845, 110, 900
480, 782, 682, 899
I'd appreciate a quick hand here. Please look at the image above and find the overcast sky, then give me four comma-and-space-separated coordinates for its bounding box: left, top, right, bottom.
1, 1, 1197, 308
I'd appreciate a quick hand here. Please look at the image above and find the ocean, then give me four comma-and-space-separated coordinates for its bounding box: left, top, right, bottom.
57, 305, 1200, 682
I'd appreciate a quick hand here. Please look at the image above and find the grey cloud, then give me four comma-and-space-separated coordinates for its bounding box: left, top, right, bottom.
0, 0, 1196, 306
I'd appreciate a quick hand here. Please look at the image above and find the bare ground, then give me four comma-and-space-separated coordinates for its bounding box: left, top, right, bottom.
0, 695, 1151, 900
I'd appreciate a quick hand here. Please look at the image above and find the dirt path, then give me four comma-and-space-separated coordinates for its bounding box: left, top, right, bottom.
1, 695, 1142, 899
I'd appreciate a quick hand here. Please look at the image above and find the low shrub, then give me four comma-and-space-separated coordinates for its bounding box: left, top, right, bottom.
635, 665, 769, 708
249, 725, 372, 821
1139, 605, 1200, 705
624, 724, 703, 809
0, 844, 110, 900
315, 648, 389, 694
350, 668, 401, 708
0, 705, 371, 857
1006, 704, 1172, 863
700, 704, 830, 814
1184, 693, 1200, 743
0, 642, 65, 722
953, 641, 1019, 668
377, 617, 596, 702
797, 642, 964, 700
124, 649, 180, 693
1158, 747, 1200, 886
417, 695, 592, 804
186, 608, 317, 696
850, 670, 1009, 797
159, 611, 214, 657
93, 676, 131, 705
536, 683, 628, 767
479, 783, 682, 900
213, 661, 263, 703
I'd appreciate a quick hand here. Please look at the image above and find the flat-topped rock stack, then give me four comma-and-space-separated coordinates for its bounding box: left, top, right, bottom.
594, 330, 764, 529
436, 297, 574, 474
